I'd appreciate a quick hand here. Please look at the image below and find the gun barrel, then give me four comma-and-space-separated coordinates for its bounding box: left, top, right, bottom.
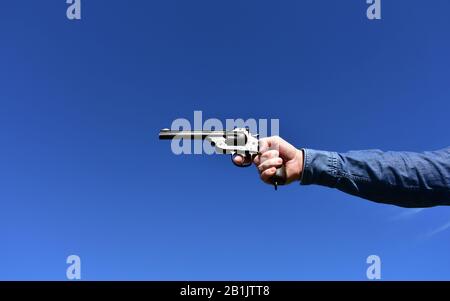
159, 129, 227, 140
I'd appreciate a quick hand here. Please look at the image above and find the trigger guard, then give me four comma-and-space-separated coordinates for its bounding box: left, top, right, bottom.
231, 153, 253, 167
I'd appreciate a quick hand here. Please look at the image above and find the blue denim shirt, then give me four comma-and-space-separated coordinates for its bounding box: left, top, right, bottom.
300, 148, 450, 208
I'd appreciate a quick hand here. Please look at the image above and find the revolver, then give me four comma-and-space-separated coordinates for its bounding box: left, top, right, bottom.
159, 128, 287, 190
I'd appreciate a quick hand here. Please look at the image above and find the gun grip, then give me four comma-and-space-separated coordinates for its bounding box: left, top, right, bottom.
271, 165, 287, 190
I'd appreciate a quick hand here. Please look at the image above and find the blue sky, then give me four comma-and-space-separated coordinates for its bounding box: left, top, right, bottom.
1, 0, 450, 280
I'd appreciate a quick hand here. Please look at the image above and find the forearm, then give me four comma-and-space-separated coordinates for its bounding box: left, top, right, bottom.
300, 148, 450, 208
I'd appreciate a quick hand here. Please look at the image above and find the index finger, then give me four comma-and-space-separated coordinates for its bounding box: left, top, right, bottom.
254, 138, 269, 165
258, 137, 280, 154
256, 137, 279, 165
258, 137, 271, 154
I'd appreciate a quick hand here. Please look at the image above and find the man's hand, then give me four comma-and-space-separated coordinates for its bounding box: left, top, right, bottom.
233, 136, 304, 185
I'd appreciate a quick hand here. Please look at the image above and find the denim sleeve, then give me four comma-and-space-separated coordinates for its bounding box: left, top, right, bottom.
300, 148, 450, 208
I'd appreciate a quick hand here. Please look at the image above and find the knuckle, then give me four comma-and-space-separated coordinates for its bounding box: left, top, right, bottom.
261, 168, 273, 178
260, 172, 268, 181
268, 150, 277, 156
263, 150, 278, 159
259, 160, 274, 172
270, 136, 280, 144
260, 153, 268, 159
259, 138, 269, 146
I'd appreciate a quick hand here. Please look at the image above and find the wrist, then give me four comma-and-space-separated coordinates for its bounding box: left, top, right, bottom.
296, 148, 305, 181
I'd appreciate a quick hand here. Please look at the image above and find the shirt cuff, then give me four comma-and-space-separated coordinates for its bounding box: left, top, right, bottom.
300, 148, 340, 187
